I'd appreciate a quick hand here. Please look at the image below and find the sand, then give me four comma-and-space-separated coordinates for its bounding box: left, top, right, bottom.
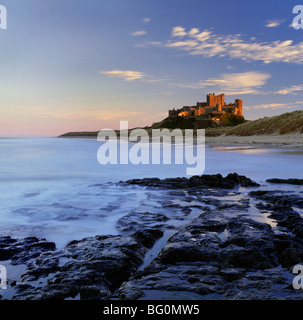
205, 133, 303, 148
59, 132, 303, 149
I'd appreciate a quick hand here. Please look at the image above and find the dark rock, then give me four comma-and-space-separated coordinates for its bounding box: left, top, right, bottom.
0, 236, 56, 265
221, 268, 244, 281
13, 235, 146, 300
5, 174, 303, 300
116, 211, 169, 234
123, 173, 260, 190
266, 178, 303, 185
132, 229, 163, 248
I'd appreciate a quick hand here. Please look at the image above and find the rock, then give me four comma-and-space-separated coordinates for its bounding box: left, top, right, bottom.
249, 190, 303, 238
221, 268, 244, 281
5, 173, 303, 300
0, 236, 56, 265
13, 235, 146, 300
116, 212, 170, 234
118, 210, 292, 300
266, 178, 303, 185
118, 283, 144, 300
123, 173, 260, 190
132, 229, 164, 248
249, 190, 303, 209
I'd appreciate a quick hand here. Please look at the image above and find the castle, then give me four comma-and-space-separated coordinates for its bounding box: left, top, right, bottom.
169, 93, 243, 118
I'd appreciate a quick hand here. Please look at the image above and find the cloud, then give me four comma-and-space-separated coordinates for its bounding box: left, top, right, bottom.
265, 19, 284, 28
156, 26, 303, 64
172, 26, 187, 37
135, 41, 163, 48
143, 17, 151, 23
246, 101, 303, 111
130, 30, 147, 36
248, 103, 289, 110
161, 91, 174, 95
171, 71, 271, 95
99, 70, 169, 85
99, 70, 145, 81
275, 84, 303, 95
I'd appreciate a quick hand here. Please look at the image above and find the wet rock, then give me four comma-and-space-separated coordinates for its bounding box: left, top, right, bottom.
13, 235, 146, 300
250, 190, 303, 239
116, 212, 170, 234
132, 229, 164, 249
266, 178, 303, 185
124, 173, 260, 190
118, 212, 291, 300
221, 268, 244, 281
0, 236, 56, 265
4, 174, 303, 300
249, 190, 303, 209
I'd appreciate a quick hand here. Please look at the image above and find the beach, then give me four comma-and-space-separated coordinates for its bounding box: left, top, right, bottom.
205, 133, 303, 148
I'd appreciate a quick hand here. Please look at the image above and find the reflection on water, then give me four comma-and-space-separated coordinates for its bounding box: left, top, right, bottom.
211, 145, 272, 155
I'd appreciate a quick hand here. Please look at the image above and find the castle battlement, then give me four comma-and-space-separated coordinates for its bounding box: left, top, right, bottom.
169, 93, 243, 118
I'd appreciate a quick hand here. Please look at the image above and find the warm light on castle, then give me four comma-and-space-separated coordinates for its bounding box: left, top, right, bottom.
169, 93, 243, 118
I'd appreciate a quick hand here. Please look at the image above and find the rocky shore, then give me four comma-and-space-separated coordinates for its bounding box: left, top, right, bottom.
1, 173, 303, 300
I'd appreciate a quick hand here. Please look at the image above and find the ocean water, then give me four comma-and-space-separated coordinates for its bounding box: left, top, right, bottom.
0, 137, 302, 248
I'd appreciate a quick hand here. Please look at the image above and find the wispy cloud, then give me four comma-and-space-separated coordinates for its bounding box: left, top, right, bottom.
130, 30, 147, 36
161, 91, 174, 95
143, 17, 151, 23
247, 103, 289, 110
265, 19, 284, 28
275, 84, 303, 95
99, 70, 145, 81
148, 26, 303, 64
246, 101, 303, 110
99, 69, 170, 85
135, 41, 162, 48
171, 26, 188, 37
170, 71, 271, 95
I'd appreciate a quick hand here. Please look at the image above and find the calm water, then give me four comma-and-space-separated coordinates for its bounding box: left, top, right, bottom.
0, 137, 302, 248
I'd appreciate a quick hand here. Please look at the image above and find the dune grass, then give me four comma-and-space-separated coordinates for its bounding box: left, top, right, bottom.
225, 110, 303, 136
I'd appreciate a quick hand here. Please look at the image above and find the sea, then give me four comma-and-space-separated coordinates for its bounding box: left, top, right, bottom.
0, 137, 302, 248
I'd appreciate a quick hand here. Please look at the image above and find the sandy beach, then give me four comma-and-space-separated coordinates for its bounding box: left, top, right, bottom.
205, 133, 303, 148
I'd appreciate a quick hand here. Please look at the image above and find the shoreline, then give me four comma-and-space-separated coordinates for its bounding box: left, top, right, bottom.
205, 133, 303, 148
58, 133, 303, 149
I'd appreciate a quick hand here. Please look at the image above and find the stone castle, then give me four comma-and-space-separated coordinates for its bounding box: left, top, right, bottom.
169, 93, 243, 118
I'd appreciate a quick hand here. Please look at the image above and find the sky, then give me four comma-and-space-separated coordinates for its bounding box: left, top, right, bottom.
1, 0, 303, 136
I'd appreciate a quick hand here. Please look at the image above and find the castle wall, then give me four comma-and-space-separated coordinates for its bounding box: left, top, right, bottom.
207, 93, 225, 107
170, 93, 243, 118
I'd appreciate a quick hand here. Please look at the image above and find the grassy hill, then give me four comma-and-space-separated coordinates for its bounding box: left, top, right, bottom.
58, 116, 237, 138
149, 116, 213, 130
58, 111, 303, 139
225, 110, 303, 136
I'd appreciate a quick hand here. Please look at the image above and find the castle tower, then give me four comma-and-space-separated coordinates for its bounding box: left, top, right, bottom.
207, 93, 225, 107
235, 99, 243, 117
